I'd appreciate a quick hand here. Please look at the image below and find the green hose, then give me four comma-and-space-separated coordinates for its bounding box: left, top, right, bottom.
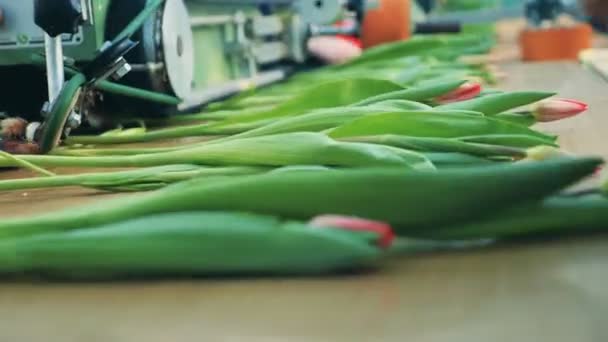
31, 0, 175, 152
98, 80, 182, 105
38, 73, 87, 154
111, 0, 165, 44
30, 55, 181, 105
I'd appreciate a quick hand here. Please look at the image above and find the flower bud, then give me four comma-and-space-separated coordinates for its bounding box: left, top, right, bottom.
533, 98, 588, 122
309, 215, 394, 248
435, 82, 482, 104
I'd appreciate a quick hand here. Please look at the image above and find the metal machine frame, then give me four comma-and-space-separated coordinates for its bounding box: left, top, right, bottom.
0, 0, 378, 152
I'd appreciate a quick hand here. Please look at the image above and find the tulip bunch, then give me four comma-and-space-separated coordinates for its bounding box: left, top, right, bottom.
0, 30, 604, 279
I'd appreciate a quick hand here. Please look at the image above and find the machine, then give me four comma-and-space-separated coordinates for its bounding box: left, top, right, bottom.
0, 0, 381, 153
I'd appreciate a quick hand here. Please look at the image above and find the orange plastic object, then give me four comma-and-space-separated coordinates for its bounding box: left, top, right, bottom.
520, 23, 593, 61
361, 0, 411, 49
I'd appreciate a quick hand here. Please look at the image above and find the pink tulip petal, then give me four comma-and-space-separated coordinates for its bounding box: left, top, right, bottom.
595, 165, 604, 176
307, 36, 362, 65
561, 98, 588, 108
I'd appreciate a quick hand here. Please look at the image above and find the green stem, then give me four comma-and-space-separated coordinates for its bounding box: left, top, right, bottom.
0, 166, 268, 192
352, 80, 466, 106
163, 106, 275, 124
341, 135, 525, 158
428, 194, 608, 240
0, 151, 55, 176
0, 154, 145, 168
52, 146, 177, 156
457, 134, 558, 148
65, 122, 252, 145
421, 152, 501, 167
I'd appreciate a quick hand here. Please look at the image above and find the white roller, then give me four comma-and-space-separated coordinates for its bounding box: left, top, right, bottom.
162, 0, 195, 99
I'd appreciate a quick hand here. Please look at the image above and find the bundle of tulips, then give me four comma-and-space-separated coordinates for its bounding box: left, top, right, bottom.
0, 29, 606, 279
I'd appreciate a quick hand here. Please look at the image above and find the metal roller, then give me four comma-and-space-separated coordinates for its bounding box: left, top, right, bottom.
294, 0, 343, 25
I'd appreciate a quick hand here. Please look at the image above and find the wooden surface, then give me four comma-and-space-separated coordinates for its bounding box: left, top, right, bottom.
2, 22, 608, 342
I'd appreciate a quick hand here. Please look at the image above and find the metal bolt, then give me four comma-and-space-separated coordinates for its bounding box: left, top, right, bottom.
40, 101, 52, 118
112, 60, 132, 80
63, 56, 76, 66
234, 11, 246, 25
66, 111, 82, 129
25, 122, 42, 142
17, 34, 29, 45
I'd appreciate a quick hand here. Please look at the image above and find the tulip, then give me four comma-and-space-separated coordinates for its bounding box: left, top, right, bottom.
309, 215, 395, 248
533, 98, 588, 122
434, 82, 482, 104
307, 36, 363, 65
595, 165, 604, 177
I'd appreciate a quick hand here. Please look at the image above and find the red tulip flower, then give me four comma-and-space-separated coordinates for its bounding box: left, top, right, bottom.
309, 215, 395, 249
435, 82, 482, 104
533, 98, 588, 122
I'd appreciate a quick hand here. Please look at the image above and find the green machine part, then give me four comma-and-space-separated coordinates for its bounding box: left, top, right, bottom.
0, 0, 112, 118
100, 0, 301, 116
0, 0, 111, 65
0, 0, 369, 153
187, 2, 264, 90
0, 0, 356, 121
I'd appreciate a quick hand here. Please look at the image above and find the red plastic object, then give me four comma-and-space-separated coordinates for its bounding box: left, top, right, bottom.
520, 23, 593, 61
361, 0, 411, 49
